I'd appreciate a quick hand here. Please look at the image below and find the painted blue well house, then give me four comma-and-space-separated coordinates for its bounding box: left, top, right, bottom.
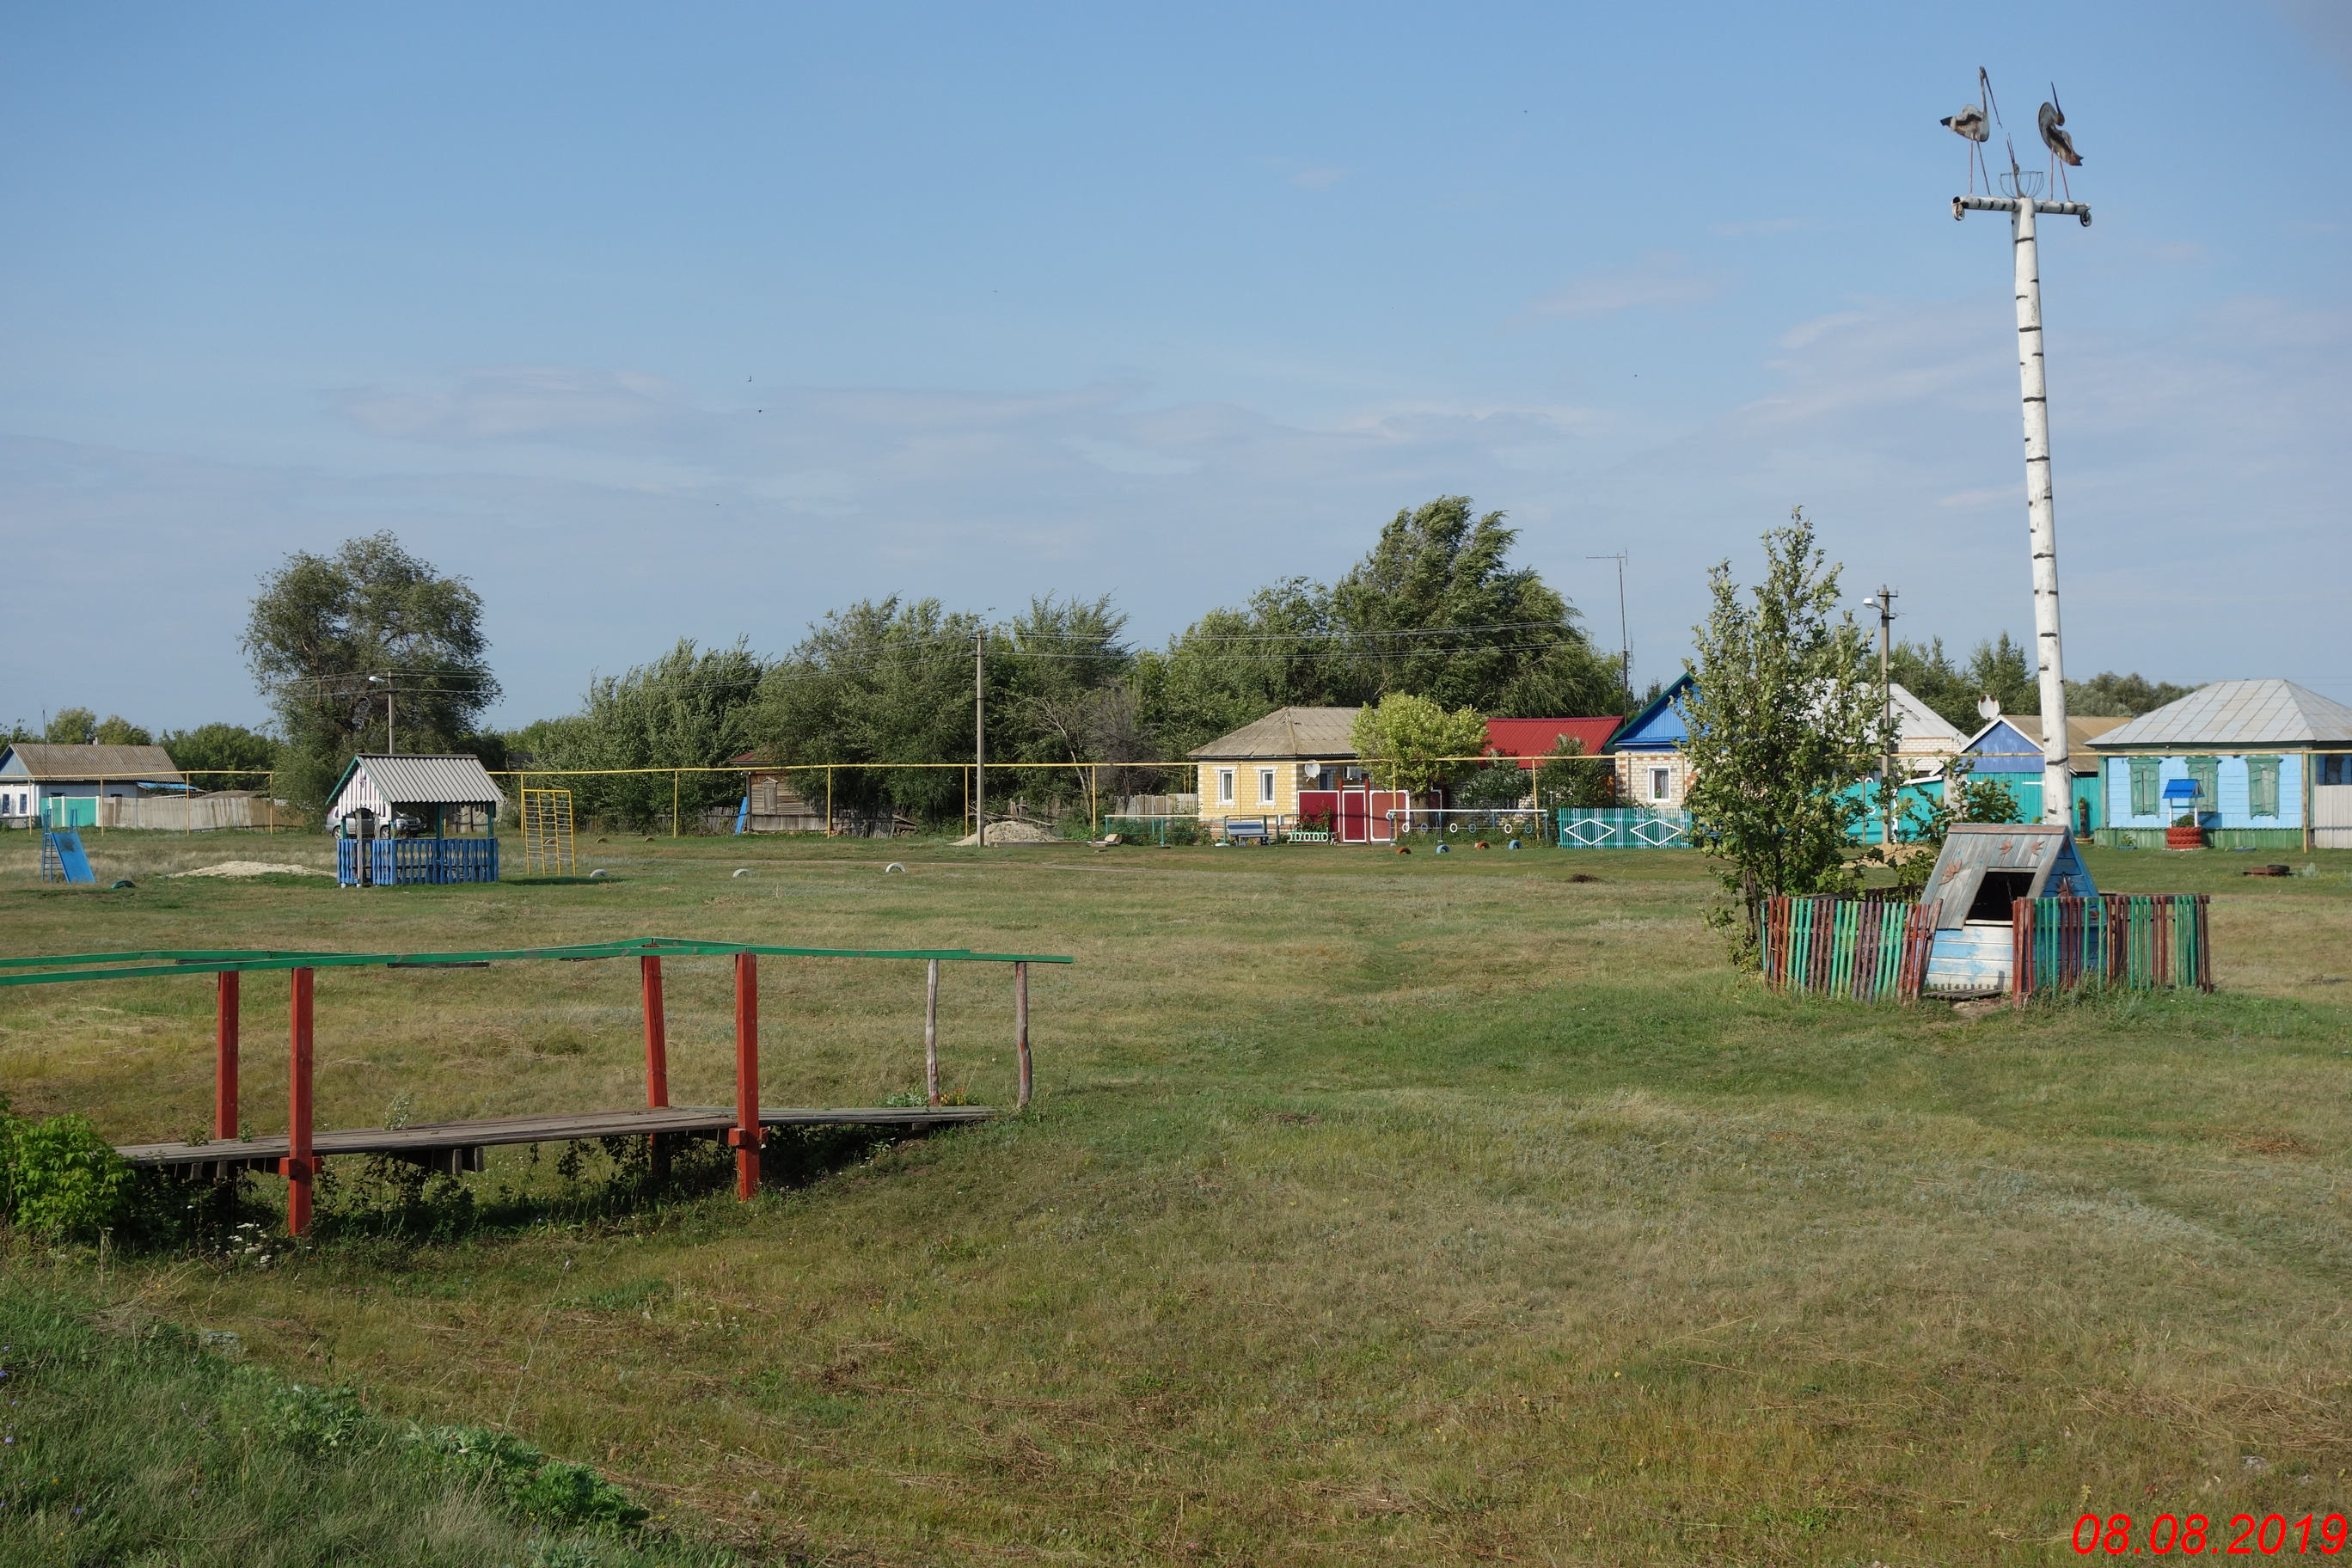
2092, 679, 2352, 850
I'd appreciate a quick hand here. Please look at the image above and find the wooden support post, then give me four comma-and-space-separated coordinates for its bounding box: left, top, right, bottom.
285, 967, 315, 1236
925, 959, 940, 1106
732, 952, 760, 1199
641, 957, 669, 1107
1014, 960, 1031, 1111
641, 954, 671, 1179
214, 971, 240, 1139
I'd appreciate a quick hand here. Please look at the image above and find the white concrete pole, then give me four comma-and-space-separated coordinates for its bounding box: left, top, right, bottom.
2009, 200, 2072, 826
1959, 189, 2088, 827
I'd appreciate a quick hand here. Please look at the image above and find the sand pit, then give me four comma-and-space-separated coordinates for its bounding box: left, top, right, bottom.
174, 861, 333, 879
952, 821, 1063, 846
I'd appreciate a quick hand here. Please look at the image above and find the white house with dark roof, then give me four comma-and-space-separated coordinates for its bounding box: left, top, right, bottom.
0, 743, 182, 828
2092, 679, 2352, 849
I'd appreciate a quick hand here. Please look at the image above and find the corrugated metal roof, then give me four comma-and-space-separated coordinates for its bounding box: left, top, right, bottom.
1189, 707, 1363, 761
0, 744, 182, 781
1483, 717, 1621, 766
332, 754, 507, 812
2096, 680, 2352, 749
2000, 714, 2130, 750
1888, 684, 1966, 756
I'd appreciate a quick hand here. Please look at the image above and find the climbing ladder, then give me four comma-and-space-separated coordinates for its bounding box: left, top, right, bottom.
519, 787, 576, 877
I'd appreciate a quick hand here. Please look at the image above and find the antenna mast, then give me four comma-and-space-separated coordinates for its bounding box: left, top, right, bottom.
1588, 553, 1632, 709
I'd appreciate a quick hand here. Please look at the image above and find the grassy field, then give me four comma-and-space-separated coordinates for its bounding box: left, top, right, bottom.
4, 827, 2351, 1565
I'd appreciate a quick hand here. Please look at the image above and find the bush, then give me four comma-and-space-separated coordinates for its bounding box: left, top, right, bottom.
0, 1106, 138, 1241
412, 1424, 651, 1528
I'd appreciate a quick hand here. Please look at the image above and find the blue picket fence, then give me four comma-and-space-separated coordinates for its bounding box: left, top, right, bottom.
337, 837, 499, 886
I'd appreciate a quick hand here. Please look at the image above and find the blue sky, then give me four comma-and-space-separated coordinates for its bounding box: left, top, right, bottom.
3, 2, 2347, 731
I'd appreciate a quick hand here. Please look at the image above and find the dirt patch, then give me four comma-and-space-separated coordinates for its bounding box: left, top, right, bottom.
952, 822, 1063, 846
172, 861, 332, 879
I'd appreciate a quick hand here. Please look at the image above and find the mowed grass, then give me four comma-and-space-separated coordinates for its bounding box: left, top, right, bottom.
4, 829, 2352, 1565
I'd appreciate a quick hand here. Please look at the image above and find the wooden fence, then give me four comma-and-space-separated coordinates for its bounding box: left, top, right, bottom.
1759, 895, 1935, 1002
2012, 893, 2212, 1004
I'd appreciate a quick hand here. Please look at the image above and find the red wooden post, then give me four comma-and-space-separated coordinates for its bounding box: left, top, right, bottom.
214, 971, 240, 1139
640, 957, 669, 1107
732, 952, 760, 1198
1014, 961, 1031, 1111
285, 967, 315, 1236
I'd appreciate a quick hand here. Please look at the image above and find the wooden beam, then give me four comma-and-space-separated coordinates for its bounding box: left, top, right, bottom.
285, 967, 315, 1235
214, 971, 239, 1140
1014, 961, 1031, 1111
733, 952, 760, 1199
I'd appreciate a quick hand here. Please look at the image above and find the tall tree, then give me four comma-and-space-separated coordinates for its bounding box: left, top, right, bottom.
158, 723, 277, 789
42, 708, 97, 745
1681, 508, 1885, 958
514, 640, 764, 827
1349, 694, 1489, 795
243, 533, 498, 808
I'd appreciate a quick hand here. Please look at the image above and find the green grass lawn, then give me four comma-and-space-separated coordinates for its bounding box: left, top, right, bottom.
4, 828, 2351, 1565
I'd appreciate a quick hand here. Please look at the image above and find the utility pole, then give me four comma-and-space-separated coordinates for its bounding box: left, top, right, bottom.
1588, 554, 1632, 711
973, 630, 987, 848
369, 675, 394, 753
1955, 174, 2088, 827
1864, 588, 1898, 847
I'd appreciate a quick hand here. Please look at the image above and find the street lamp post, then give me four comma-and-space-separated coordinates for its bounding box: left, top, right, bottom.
368, 675, 394, 754
1863, 588, 1897, 847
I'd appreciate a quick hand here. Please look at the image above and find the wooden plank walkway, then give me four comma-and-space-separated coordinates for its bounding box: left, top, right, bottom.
118, 1104, 998, 1177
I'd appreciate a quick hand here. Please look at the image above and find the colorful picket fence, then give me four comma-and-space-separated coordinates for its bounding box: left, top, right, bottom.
1759, 895, 1936, 1002
2012, 894, 2212, 1004
1556, 808, 1693, 848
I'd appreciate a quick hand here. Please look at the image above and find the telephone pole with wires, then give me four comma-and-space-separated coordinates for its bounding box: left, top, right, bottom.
1587, 554, 1632, 711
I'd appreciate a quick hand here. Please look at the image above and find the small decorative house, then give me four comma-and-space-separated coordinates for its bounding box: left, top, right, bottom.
1916, 823, 2096, 995
327, 754, 506, 886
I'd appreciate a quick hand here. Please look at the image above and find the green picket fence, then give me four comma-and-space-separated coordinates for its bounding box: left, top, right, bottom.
1759, 894, 1933, 1001
1555, 808, 1692, 848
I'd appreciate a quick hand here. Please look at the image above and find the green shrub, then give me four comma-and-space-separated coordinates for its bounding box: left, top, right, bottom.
411, 1424, 651, 1528
1, 1109, 138, 1240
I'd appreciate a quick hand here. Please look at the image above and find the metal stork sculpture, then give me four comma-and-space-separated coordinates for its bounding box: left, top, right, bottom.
1940, 68, 2000, 195
2038, 86, 2083, 202
1947, 73, 2092, 828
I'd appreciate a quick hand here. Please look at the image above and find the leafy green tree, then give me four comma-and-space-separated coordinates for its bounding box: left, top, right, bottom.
1148, 498, 1620, 756
750, 597, 988, 827
1964, 632, 2037, 716
242, 533, 499, 809
2067, 670, 2198, 718
159, 723, 278, 788
1681, 508, 1886, 959
1534, 735, 1618, 810
1887, 637, 1978, 732
514, 639, 764, 827
996, 595, 1142, 818
43, 707, 97, 745
1330, 497, 1617, 716
94, 715, 153, 746
1349, 694, 1489, 795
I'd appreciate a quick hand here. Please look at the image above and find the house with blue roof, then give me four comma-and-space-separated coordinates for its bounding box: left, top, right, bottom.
1607, 675, 1694, 808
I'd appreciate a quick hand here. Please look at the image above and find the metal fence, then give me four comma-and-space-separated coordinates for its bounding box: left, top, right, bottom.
1556, 807, 1693, 848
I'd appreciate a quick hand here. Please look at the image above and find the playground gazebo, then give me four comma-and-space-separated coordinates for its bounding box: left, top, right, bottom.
328, 753, 506, 885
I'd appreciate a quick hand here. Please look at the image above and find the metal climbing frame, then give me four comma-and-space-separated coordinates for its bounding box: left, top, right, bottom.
520, 787, 576, 876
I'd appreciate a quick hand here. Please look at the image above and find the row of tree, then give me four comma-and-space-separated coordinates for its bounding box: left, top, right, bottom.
1890, 633, 2197, 733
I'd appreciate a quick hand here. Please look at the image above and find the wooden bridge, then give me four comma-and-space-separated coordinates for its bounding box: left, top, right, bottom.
0, 935, 1073, 1234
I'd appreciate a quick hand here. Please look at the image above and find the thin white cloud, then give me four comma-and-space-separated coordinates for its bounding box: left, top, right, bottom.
1522, 254, 1719, 322
329, 367, 689, 444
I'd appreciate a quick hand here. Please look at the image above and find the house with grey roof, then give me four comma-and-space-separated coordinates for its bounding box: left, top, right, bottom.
0, 743, 183, 829
2092, 679, 2352, 849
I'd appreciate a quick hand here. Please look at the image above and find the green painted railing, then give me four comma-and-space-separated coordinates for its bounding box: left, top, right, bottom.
2012, 894, 2210, 1001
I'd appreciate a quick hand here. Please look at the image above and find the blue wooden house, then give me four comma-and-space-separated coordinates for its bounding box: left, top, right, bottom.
1959, 713, 2124, 833
2092, 679, 2352, 850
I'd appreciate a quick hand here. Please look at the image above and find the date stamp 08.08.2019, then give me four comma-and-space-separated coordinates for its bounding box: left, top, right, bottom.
2073, 1512, 2349, 1556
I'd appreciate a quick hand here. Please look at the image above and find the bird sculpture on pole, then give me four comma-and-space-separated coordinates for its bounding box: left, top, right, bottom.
1940, 68, 2000, 195
2038, 87, 2083, 200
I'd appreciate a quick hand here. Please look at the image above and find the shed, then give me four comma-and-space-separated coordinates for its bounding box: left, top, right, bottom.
326, 754, 505, 886
2090, 679, 2352, 849
0, 744, 182, 829
1918, 823, 2097, 996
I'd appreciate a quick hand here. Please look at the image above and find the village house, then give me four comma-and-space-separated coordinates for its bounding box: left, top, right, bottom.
2090, 678, 2352, 850
0, 743, 181, 828
1959, 710, 2128, 834
1606, 677, 1694, 808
